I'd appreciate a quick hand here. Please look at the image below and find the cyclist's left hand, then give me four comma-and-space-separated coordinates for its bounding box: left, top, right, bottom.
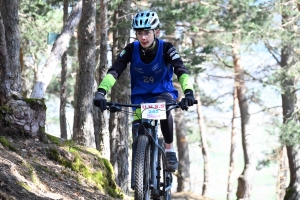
181, 89, 195, 110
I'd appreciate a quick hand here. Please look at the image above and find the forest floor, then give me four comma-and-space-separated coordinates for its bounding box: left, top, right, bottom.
0, 133, 211, 200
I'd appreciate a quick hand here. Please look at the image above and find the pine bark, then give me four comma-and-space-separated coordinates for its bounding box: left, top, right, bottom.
234, 33, 255, 200
109, 1, 131, 192
276, 146, 288, 200
280, 2, 300, 199
0, 1, 46, 139
195, 90, 210, 196
0, 0, 21, 93
60, 0, 69, 139
94, 0, 110, 159
0, 12, 10, 105
281, 30, 299, 200
227, 87, 238, 200
72, 0, 96, 148
175, 105, 191, 192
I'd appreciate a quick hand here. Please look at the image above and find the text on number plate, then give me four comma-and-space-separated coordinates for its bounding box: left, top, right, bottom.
141, 102, 166, 119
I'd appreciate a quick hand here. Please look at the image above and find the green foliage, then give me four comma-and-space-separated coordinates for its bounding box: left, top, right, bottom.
279, 117, 300, 145
22, 161, 40, 185
47, 134, 61, 145
284, 187, 296, 200
256, 148, 278, 170
151, 1, 209, 35
181, 45, 212, 74
0, 136, 17, 152
19, 0, 64, 96
19, 0, 63, 54
17, 181, 31, 191
45, 145, 122, 198
0, 106, 12, 121
109, 0, 124, 10
23, 98, 47, 110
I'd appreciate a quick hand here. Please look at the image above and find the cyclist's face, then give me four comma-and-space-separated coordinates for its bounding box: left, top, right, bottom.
136, 30, 155, 48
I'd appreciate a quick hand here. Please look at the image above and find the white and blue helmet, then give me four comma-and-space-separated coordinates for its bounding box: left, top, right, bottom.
132, 10, 160, 30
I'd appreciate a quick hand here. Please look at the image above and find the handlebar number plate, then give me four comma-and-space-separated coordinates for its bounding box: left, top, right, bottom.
141, 102, 166, 120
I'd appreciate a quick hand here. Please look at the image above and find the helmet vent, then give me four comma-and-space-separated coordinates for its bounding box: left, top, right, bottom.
132, 10, 160, 30
151, 19, 157, 25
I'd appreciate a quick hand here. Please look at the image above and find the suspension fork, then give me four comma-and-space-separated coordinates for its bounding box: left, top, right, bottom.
149, 120, 160, 196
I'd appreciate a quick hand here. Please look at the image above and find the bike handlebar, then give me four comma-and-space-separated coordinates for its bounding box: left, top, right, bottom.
106, 100, 198, 112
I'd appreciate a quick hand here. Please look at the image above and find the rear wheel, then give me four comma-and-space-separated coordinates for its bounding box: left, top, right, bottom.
134, 135, 151, 200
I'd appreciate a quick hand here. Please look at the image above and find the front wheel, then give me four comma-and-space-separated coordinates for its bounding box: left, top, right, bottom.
134, 135, 151, 200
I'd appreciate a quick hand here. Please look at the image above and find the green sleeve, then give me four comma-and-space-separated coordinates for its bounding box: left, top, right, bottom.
179, 74, 194, 92
98, 74, 116, 93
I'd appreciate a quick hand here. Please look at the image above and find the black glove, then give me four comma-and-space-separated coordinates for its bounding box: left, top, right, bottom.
93, 90, 107, 112
181, 89, 195, 110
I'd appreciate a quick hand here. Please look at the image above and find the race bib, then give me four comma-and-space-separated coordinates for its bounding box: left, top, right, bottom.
141, 102, 166, 120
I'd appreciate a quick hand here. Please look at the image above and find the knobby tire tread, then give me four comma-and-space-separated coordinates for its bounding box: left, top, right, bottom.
134, 135, 150, 200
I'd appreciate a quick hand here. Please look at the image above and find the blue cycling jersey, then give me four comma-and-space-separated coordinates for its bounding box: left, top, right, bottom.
130, 39, 178, 106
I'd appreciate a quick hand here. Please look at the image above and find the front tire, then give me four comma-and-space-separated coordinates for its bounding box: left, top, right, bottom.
134, 135, 151, 200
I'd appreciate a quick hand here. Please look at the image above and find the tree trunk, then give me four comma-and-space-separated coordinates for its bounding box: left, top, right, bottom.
72, 0, 96, 148
0, 0, 21, 93
109, 2, 131, 192
30, 0, 82, 99
94, 0, 110, 159
175, 103, 191, 192
282, 68, 299, 199
280, 2, 300, 198
233, 33, 255, 200
109, 11, 119, 178
0, 12, 11, 105
0, 1, 46, 139
276, 146, 288, 200
60, 0, 69, 139
227, 87, 238, 200
195, 89, 210, 196
0, 97, 47, 138
281, 37, 299, 200
281, 65, 298, 199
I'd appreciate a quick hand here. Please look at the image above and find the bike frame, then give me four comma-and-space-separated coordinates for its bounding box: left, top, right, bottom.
107, 102, 175, 199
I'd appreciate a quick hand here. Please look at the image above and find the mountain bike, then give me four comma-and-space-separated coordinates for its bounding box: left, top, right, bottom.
106, 100, 197, 200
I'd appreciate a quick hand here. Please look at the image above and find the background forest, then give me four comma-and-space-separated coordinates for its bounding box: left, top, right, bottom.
1, 0, 300, 200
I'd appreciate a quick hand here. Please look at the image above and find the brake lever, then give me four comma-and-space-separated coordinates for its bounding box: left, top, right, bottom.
108, 105, 122, 113
178, 100, 198, 110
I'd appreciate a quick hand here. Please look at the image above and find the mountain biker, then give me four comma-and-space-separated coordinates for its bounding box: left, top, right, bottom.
93, 10, 195, 171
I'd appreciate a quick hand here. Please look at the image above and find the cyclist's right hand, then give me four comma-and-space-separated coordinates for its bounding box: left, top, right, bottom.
180, 89, 195, 110
93, 91, 107, 112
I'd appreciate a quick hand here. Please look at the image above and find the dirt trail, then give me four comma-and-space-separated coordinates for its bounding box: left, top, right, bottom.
172, 192, 212, 200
